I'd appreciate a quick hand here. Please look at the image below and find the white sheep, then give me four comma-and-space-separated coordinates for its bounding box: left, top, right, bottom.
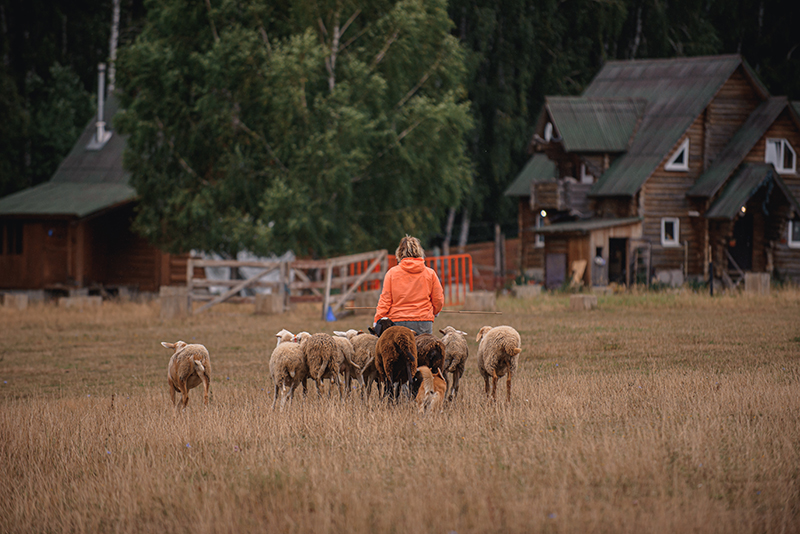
269, 330, 308, 409
439, 326, 469, 401
161, 341, 211, 409
476, 325, 522, 402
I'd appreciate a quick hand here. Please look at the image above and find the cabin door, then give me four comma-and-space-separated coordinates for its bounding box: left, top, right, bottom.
42, 222, 69, 285
608, 238, 627, 285
728, 211, 753, 272
545, 253, 566, 289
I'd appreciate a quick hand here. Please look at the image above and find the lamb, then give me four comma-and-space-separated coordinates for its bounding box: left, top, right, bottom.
439, 326, 470, 401
373, 318, 418, 400
415, 365, 446, 414
476, 325, 522, 402
296, 332, 341, 397
161, 341, 211, 409
269, 330, 308, 408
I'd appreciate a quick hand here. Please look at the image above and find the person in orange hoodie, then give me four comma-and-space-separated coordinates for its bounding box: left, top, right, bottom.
373, 235, 444, 335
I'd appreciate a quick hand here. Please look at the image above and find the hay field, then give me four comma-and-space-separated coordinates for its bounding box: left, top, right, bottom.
1, 290, 799, 533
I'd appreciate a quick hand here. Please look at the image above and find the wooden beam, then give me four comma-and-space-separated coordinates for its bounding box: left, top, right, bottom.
330, 254, 384, 316
322, 264, 334, 320
194, 267, 271, 315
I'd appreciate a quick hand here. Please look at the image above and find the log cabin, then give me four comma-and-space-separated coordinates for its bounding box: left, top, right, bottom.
506, 55, 800, 289
0, 68, 186, 297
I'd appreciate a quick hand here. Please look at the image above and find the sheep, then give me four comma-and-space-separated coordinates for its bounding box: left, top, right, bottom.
296, 332, 341, 397
476, 325, 522, 402
373, 319, 418, 401
269, 330, 308, 408
439, 326, 470, 401
415, 333, 446, 374
161, 341, 211, 409
345, 329, 380, 398
275, 328, 294, 347
415, 365, 446, 414
331, 331, 362, 395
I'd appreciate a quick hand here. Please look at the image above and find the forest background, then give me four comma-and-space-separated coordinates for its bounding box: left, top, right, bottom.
1, 0, 799, 258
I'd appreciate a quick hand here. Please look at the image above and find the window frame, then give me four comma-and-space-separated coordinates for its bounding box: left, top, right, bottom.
661, 217, 680, 247
789, 220, 800, 249
765, 138, 797, 174
664, 138, 690, 172
534, 213, 545, 248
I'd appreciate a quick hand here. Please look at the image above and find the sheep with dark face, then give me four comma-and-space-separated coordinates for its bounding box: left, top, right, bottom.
373, 318, 417, 401
476, 325, 522, 402
161, 341, 211, 409
415, 333, 445, 374
439, 326, 469, 401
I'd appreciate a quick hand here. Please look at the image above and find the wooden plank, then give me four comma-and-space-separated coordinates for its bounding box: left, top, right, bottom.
194, 267, 273, 315
329, 254, 384, 316
191, 259, 282, 268
322, 264, 334, 320
291, 268, 322, 296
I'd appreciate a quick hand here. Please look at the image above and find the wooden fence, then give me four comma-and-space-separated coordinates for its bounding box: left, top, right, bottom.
186, 250, 388, 319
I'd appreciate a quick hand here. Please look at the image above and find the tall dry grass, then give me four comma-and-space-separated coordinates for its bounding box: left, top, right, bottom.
1, 290, 799, 533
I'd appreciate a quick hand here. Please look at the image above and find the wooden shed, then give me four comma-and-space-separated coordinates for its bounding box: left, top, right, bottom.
0, 94, 185, 295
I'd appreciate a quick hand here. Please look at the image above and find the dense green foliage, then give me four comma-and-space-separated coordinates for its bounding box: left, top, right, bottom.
1, 0, 799, 256
115, 0, 473, 257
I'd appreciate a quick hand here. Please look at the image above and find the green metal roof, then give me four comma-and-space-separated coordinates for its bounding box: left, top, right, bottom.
533, 216, 643, 235
705, 163, 800, 220
0, 94, 135, 217
585, 55, 748, 197
688, 97, 787, 198
546, 97, 647, 152
504, 153, 557, 197
0, 182, 136, 217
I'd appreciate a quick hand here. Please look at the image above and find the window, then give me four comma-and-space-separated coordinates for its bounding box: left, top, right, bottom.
789, 220, 800, 249
535, 212, 545, 248
665, 138, 690, 171
1, 222, 23, 255
765, 138, 796, 174
661, 217, 680, 246
580, 163, 594, 184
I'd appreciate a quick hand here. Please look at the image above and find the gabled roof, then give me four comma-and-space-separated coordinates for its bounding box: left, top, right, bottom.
545, 97, 647, 152
0, 94, 135, 217
585, 55, 763, 197
705, 163, 800, 220
688, 97, 788, 198
504, 154, 557, 197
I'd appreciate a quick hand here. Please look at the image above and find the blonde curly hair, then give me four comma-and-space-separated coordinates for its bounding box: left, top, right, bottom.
395, 235, 425, 263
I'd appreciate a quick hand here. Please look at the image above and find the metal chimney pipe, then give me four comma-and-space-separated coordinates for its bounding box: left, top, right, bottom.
97, 63, 106, 142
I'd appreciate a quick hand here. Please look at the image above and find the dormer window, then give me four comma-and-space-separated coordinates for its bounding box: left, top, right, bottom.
665, 138, 689, 171
765, 138, 796, 174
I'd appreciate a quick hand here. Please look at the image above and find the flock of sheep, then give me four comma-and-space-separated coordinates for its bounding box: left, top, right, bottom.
160, 319, 522, 412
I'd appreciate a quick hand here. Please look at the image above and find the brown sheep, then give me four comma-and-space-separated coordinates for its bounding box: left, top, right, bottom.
331, 333, 361, 395
345, 330, 380, 398
476, 325, 522, 402
439, 326, 469, 401
415, 333, 445, 374
296, 332, 341, 397
269, 331, 308, 409
415, 366, 446, 414
161, 341, 211, 409
374, 321, 418, 401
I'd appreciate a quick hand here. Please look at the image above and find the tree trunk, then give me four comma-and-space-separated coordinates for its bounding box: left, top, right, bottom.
457, 208, 470, 254
443, 207, 456, 256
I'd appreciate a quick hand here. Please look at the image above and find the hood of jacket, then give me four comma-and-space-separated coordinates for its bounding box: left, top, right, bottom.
400, 257, 425, 273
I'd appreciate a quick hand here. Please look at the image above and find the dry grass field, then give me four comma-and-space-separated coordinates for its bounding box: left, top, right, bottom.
1, 289, 799, 533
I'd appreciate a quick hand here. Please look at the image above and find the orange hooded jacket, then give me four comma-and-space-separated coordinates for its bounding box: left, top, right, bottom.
374, 257, 444, 323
